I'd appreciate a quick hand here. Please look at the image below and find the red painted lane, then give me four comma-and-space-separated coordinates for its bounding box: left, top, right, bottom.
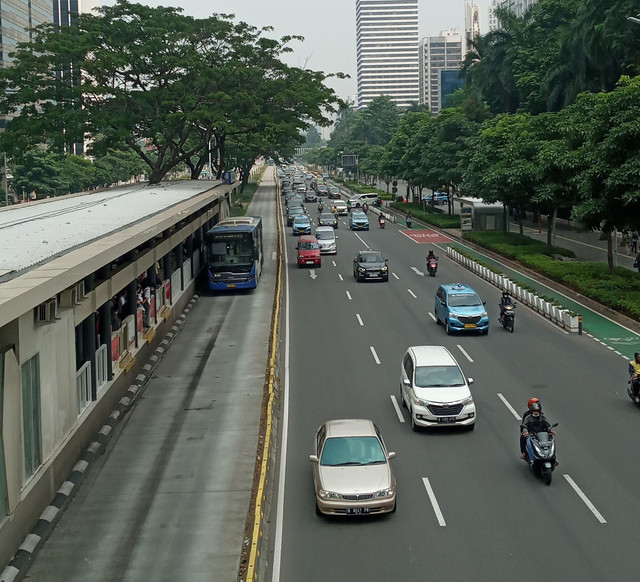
401, 230, 453, 243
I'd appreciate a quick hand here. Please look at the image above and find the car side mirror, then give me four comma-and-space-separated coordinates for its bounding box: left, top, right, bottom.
295, 244, 299, 250
385, 259, 388, 264
468, 377, 474, 385
309, 455, 319, 463
403, 378, 411, 386
388, 451, 396, 460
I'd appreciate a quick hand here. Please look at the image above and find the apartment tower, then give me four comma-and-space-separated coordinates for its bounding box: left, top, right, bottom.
418, 29, 463, 114
355, 0, 419, 109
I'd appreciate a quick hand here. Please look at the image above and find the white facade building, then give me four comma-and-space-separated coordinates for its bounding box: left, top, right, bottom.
498, 0, 539, 19
488, 0, 500, 31
418, 29, 463, 114
464, 1, 481, 54
356, 0, 419, 109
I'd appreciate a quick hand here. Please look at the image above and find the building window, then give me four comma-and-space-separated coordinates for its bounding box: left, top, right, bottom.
76, 361, 92, 414
22, 354, 42, 481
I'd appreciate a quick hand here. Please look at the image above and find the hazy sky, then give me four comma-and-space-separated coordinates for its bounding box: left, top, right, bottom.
100, 1, 491, 101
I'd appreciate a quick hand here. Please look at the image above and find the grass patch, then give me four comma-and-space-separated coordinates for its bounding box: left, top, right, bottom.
390, 201, 461, 228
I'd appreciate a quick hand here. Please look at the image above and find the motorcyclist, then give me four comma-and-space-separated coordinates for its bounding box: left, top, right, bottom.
332, 203, 338, 215
426, 250, 437, 262
521, 403, 555, 459
499, 291, 513, 319
630, 352, 640, 403
317, 201, 323, 212
378, 213, 385, 225
520, 398, 540, 457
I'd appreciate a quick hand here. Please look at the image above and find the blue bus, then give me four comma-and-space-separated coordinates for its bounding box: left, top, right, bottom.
204, 216, 264, 290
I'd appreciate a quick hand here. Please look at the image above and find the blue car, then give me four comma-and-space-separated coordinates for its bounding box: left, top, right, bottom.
349, 210, 370, 231
434, 283, 489, 335
292, 215, 312, 236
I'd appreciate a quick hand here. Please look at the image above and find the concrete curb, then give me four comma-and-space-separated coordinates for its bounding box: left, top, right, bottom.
0, 297, 199, 582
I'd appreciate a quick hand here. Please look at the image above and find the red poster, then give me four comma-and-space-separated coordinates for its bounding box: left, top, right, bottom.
136, 308, 143, 333
164, 280, 171, 302
150, 295, 156, 322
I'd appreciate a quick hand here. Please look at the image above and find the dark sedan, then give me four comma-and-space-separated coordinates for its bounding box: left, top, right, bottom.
318, 212, 338, 229
353, 250, 389, 282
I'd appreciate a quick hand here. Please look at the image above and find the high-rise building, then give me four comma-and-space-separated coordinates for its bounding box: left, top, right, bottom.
418, 29, 463, 114
464, 1, 481, 54
497, 0, 539, 20
488, 0, 500, 31
355, 0, 419, 109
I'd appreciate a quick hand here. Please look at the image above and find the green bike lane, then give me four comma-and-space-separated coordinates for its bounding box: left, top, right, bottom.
446, 241, 640, 362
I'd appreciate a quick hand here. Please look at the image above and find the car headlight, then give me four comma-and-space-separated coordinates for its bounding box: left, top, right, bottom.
358, 266, 366, 272
481, 311, 488, 317
376, 487, 394, 497
381, 266, 388, 271
461, 397, 474, 406
319, 489, 341, 499
449, 312, 461, 320
413, 397, 429, 408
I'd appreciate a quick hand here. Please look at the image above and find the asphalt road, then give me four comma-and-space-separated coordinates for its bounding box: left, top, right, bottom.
272, 197, 640, 582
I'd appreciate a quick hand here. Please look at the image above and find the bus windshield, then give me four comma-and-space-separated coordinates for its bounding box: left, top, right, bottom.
207, 237, 254, 272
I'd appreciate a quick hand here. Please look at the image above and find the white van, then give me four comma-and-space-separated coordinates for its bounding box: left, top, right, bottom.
315, 226, 337, 254
400, 345, 475, 431
347, 193, 378, 209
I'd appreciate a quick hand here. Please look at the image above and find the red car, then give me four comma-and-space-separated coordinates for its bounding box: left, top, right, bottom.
296, 235, 321, 268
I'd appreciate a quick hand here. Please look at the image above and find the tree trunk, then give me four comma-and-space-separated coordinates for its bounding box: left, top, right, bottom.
546, 207, 557, 247
606, 230, 615, 273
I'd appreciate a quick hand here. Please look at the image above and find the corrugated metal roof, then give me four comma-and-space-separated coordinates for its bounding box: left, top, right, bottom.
0, 180, 220, 280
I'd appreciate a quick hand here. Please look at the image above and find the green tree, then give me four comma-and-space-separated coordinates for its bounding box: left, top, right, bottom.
352, 95, 400, 145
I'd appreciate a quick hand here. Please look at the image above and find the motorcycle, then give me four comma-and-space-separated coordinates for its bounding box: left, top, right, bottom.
426, 257, 438, 277
406, 216, 412, 229
378, 215, 386, 229
498, 304, 516, 332
521, 423, 559, 485
373, 197, 383, 208
317, 202, 323, 212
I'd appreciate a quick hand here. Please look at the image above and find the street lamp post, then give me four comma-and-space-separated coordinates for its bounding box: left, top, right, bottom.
22, 186, 25, 202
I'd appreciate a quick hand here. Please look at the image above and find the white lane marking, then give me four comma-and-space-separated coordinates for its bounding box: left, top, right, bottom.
407, 289, 417, 299
392, 273, 400, 280
273, 226, 292, 581
332, 260, 337, 267
370, 346, 381, 364
422, 478, 446, 526
356, 314, 364, 326
338, 274, 343, 281
355, 233, 369, 247
411, 266, 425, 277
457, 345, 474, 363
390, 395, 405, 422
309, 270, 317, 280
346, 291, 352, 300
428, 312, 437, 322
272, 251, 277, 261
563, 475, 607, 524
497, 393, 521, 421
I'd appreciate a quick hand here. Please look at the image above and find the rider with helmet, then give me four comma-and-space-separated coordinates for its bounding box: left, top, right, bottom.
521, 402, 554, 459
499, 291, 513, 318
520, 398, 541, 458
427, 250, 436, 261
630, 352, 640, 403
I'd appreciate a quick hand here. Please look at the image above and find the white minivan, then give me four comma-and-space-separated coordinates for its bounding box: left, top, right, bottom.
400, 345, 475, 431
315, 226, 337, 254
347, 193, 378, 209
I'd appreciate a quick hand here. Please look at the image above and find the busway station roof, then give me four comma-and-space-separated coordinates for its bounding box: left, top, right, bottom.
0, 180, 221, 280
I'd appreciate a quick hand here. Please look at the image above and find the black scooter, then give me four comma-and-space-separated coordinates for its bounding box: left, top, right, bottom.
426, 257, 438, 277
521, 423, 558, 486
627, 380, 640, 405
499, 304, 516, 332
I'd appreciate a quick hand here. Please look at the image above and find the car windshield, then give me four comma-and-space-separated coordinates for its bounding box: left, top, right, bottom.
353, 212, 367, 219
330, 188, 340, 194
448, 293, 482, 307
415, 365, 466, 388
320, 436, 386, 466
319, 213, 334, 221
316, 231, 333, 240
299, 241, 319, 250
294, 217, 309, 224
360, 252, 383, 263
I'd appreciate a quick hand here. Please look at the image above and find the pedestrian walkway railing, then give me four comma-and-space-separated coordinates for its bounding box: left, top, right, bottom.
447, 247, 581, 333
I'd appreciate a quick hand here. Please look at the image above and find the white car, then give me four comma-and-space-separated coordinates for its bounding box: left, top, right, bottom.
400, 345, 476, 431
315, 226, 337, 254
332, 200, 348, 215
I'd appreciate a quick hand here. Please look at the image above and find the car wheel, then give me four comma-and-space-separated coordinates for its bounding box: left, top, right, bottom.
400, 387, 407, 408
445, 319, 452, 335
435, 310, 441, 325
466, 423, 475, 432
315, 501, 322, 516
482, 328, 489, 336
410, 411, 419, 432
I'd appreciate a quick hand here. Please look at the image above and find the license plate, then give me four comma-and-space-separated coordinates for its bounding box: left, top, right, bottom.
306, 260, 314, 264
347, 507, 369, 515
226, 284, 236, 288
437, 417, 456, 423
464, 323, 476, 328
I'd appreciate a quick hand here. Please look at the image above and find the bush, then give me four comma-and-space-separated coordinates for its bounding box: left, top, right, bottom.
390, 201, 461, 228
